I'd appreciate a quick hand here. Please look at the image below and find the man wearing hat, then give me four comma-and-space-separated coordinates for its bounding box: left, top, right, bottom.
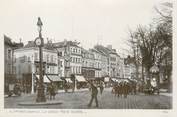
87, 81, 99, 107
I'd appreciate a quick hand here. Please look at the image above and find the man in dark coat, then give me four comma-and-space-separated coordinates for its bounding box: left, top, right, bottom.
123, 82, 129, 98
88, 81, 99, 107
47, 83, 56, 100
99, 82, 104, 95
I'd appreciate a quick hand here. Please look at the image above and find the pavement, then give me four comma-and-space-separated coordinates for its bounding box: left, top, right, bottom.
4, 88, 172, 109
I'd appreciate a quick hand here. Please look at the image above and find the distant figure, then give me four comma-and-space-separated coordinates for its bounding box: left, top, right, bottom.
99, 82, 104, 95
88, 81, 99, 107
123, 82, 129, 98
13, 83, 21, 96
112, 83, 118, 97
47, 83, 56, 100
119, 82, 123, 97
63, 80, 68, 93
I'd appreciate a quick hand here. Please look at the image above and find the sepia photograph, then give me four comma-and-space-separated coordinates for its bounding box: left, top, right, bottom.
0, 0, 175, 116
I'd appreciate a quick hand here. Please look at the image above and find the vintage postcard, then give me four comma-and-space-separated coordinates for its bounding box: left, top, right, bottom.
0, 0, 176, 117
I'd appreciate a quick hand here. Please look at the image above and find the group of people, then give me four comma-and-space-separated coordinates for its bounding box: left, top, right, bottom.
46, 83, 57, 100
112, 81, 137, 98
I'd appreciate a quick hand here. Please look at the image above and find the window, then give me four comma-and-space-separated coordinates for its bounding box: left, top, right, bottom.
14, 57, 16, 63
73, 66, 75, 74
18, 65, 21, 74
50, 66, 55, 74
78, 67, 80, 74
13, 66, 16, 74
60, 61, 63, 67
77, 67, 79, 74
46, 54, 49, 62
28, 65, 31, 73
20, 56, 25, 63
58, 52, 62, 56
76, 67, 78, 74
73, 57, 75, 63
34, 52, 38, 61
71, 66, 73, 73
79, 67, 81, 73
28, 57, 31, 62
71, 57, 72, 62
8, 49, 11, 59
78, 58, 79, 63
51, 55, 54, 63
86, 61, 87, 66
110, 57, 116, 61
70, 47, 73, 52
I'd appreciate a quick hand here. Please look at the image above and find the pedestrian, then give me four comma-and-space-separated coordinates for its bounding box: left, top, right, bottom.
63, 80, 68, 93
48, 83, 56, 100
119, 82, 123, 98
99, 82, 104, 95
88, 81, 99, 108
117, 83, 120, 97
123, 82, 128, 98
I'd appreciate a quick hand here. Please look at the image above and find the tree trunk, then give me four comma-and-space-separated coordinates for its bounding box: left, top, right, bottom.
141, 63, 144, 84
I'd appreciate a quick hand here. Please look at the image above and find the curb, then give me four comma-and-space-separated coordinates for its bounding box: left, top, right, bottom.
18, 101, 63, 106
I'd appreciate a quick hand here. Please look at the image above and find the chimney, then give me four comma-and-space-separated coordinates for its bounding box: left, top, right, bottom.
107, 45, 112, 50
47, 38, 49, 43
64, 39, 67, 45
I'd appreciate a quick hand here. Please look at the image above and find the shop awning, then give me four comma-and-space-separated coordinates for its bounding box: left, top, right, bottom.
65, 78, 72, 83
35, 75, 50, 83
111, 78, 118, 82
104, 77, 110, 82
47, 75, 63, 82
75, 75, 86, 82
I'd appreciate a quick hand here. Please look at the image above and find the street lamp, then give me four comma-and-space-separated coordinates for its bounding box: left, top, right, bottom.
150, 62, 160, 94
35, 17, 46, 102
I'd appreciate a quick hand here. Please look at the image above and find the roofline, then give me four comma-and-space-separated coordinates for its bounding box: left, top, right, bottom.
14, 47, 57, 53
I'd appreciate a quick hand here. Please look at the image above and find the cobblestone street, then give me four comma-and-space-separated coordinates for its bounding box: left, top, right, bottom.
4, 88, 172, 109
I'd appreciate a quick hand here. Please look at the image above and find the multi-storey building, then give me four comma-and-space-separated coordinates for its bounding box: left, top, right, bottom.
89, 49, 102, 78
81, 48, 95, 79
53, 39, 82, 78
119, 58, 125, 78
14, 41, 58, 93
100, 52, 109, 77
94, 45, 121, 78
123, 56, 136, 79
123, 63, 136, 79
4, 35, 23, 93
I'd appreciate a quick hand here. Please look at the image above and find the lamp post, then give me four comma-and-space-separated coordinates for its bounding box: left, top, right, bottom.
35, 17, 46, 102
150, 62, 160, 95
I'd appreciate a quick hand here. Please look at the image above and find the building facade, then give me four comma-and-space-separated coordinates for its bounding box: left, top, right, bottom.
14, 41, 58, 93
90, 49, 102, 78
94, 45, 121, 78
53, 40, 82, 78
4, 35, 23, 93
81, 48, 95, 79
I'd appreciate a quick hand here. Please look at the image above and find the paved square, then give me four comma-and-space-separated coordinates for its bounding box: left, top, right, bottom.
4, 88, 172, 109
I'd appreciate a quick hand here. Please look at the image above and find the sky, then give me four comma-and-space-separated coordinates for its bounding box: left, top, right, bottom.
0, 0, 167, 57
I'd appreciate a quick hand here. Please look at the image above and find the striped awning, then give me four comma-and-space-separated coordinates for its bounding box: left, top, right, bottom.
35, 75, 50, 83
75, 75, 86, 82
104, 77, 110, 82
65, 78, 72, 83
47, 75, 63, 82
